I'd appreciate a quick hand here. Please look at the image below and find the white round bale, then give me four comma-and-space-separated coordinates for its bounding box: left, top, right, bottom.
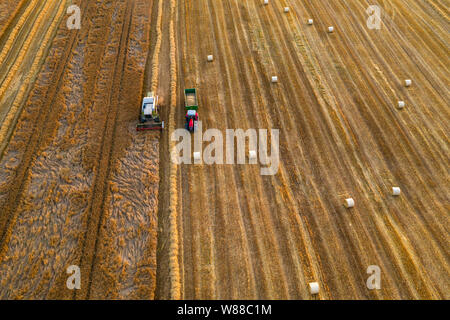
249, 150, 257, 160
308, 19, 314, 25
264, 0, 269, 5
392, 187, 401, 196
284, 7, 290, 13
398, 101, 405, 109
271, 76, 278, 83
345, 198, 355, 208
193, 152, 201, 162
207, 55, 214, 62
309, 282, 319, 295
328, 26, 334, 33
405, 79, 412, 87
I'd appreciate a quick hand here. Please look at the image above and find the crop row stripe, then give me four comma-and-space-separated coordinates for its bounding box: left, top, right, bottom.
0, 0, 28, 43
0, 0, 39, 67
0, 0, 67, 155
0, 0, 58, 101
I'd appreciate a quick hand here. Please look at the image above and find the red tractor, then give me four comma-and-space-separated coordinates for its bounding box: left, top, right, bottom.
185, 109, 198, 132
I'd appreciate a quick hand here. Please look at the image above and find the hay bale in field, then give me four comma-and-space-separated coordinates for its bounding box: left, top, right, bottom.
207, 55, 213, 62
328, 26, 334, 33
309, 282, 319, 294
398, 101, 405, 109
345, 198, 355, 208
405, 79, 412, 87
271, 76, 278, 83
264, 0, 269, 5
284, 7, 290, 13
392, 187, 401, 196
308, 19, 314, 25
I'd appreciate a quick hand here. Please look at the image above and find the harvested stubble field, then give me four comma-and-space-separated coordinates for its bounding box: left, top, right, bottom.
0, 0, 448, 300
156, 0, 450, 300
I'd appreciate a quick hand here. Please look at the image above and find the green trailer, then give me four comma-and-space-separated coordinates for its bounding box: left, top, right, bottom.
184, 88, 199, 132
184, 88, 198, 110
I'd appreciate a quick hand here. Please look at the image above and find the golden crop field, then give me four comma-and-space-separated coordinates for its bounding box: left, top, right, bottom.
0, 0, 448, 300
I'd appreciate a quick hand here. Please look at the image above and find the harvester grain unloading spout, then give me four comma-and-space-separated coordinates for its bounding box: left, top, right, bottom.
136, 91, 165, 131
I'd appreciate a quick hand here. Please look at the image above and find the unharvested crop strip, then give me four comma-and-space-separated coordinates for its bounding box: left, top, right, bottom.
0, 0, 28, 43
150, 0, 164, 93
0, 0, 37, 66
0, 0, 45, 85
0, 0, 57, 102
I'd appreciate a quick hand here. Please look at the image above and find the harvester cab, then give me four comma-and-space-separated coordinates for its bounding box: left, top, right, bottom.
137, 92, 164, 131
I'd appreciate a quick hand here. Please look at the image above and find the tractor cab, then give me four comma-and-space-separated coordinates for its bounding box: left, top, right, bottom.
186, 109, 198, 118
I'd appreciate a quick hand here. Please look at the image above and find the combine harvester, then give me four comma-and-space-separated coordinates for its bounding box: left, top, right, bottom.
184, 88, 199, 132
137, 92, 164, 131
